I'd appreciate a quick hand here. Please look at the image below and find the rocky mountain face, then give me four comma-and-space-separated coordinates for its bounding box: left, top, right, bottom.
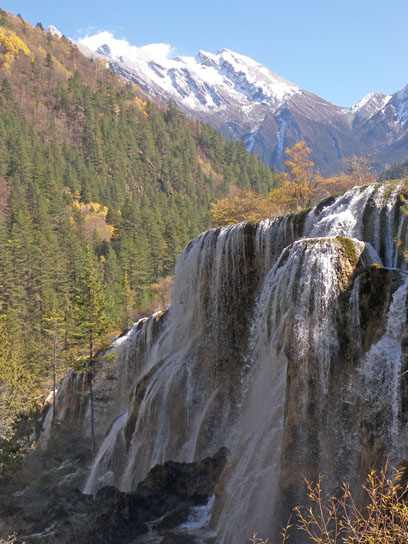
76, 33, 408, 174
8, 180, 408, 543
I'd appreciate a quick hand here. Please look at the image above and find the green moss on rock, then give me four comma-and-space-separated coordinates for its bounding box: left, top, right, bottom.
335, 236, 360, 267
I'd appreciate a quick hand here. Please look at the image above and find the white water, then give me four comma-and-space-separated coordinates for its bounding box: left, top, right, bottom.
305, 184, 376, 239
73, 181, 408, 543
305, 181, 406, 267
182, 496, 214, 530
357, 276, 408, 450
83, 411, 128, 494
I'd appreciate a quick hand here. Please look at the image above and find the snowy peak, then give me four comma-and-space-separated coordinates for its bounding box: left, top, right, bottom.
78, 32, 301, 114
351, 86, 408, 126
76, 31, 408, 174
351, 92, 392, 120
390, 83, 408, 124
96, 43, 113, 58
207, 48, 301, 104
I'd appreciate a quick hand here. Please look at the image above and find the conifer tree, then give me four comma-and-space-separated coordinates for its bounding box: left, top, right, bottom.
0, 303, 29, 436
43, 311, 65, 421
74, 248, 110, 452
121, 271, 133, 330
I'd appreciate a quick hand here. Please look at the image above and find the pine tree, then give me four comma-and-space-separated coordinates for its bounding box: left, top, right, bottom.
0, 11, 280, 439
74, 248, 110, 452
121, 271, 134, 330
0, 303, 29, 437
43, 311, 65, 421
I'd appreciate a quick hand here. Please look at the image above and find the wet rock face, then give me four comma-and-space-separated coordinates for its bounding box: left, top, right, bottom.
277, 262, 408, 538
19, 448, 228, 544
135, 446, 228, 507
358, 265, 404, 351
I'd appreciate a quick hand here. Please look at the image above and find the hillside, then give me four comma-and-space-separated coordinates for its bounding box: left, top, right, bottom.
0, 10, 277, 434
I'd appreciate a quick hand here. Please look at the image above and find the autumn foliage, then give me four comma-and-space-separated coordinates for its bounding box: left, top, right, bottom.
268, 141, 330, 214
324, 154, 376, 194
0, 27, 32, 68
211, 141, 376, 226
210, 188, 276, 227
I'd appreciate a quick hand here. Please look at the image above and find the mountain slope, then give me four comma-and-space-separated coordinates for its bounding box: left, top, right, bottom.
78, 32, 408, 174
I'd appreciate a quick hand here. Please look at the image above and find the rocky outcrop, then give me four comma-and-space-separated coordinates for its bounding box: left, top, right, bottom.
17, 448, 228, 544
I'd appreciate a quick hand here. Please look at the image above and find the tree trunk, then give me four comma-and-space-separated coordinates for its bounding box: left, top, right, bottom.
52, 333, 57, 421
89, 332, 95, 454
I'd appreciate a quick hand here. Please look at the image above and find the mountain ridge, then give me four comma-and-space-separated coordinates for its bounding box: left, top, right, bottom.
76, 30, 408, 174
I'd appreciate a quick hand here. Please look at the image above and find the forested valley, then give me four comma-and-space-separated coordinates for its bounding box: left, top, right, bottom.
0, 10, 278, 439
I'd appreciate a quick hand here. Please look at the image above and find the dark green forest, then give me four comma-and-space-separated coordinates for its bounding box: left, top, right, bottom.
0, 10, 277, 432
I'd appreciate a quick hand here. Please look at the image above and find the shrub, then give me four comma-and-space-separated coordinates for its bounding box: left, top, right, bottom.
254, 463, 408, 543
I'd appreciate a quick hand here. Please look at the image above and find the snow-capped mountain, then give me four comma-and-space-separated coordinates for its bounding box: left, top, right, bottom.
391, 84, 408, 124
79, 32, 301, 113
77, 32, 408, 173
351, 92, 391, 121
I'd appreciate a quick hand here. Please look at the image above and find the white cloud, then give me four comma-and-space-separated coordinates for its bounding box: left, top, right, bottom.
138, 43, 175, 62
78, 31, 175, 63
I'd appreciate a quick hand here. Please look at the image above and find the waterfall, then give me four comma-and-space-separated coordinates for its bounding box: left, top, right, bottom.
356, 276, 408, 456
212, 236, 370, 542
71, 181, 408, 543
304, 181, 407, 266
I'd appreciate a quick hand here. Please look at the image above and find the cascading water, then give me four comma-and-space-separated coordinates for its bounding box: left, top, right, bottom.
211, 236, 373, 543
54, 181, 408, 543
83, 218, 302, 496
83, 411, 128, 494
355, 276, 408, 458
305, 181, 406, 266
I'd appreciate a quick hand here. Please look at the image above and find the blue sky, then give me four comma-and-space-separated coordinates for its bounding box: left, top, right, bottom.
2, 0, 408, 107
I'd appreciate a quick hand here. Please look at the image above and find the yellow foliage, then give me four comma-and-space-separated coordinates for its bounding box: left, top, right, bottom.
54, 60, 71, 80
211, 188, 276, 226
284, 141, 314, 183
0, 28, 32, 68
269, 144, 377, 214
73, 200, 108, 216
269, 174, 327, 214
148, 276, 173, 312
269, 141, 330, 213
134, 95, 148, 118
256, 464, 408, 543
36, 45, 46, 56
72, 199, 115, 241
197, 156, 223, 184
325, 155, 376, 194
